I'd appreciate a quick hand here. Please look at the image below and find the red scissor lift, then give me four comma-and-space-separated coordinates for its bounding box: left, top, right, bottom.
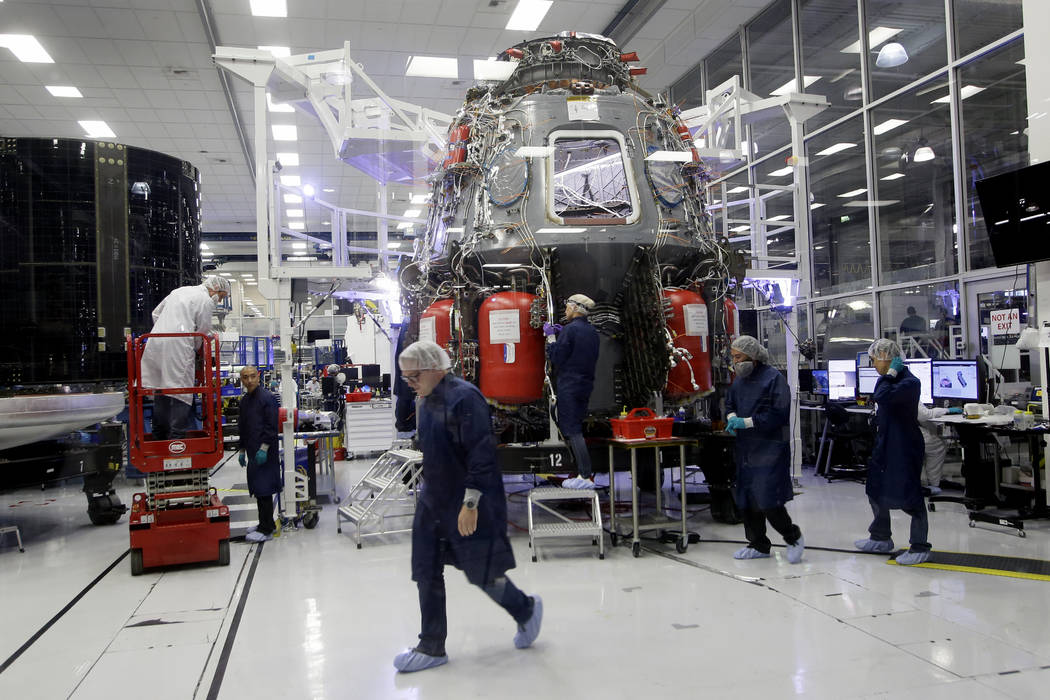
126, 333, 231, 576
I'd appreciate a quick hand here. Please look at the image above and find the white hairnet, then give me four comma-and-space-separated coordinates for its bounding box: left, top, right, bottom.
867, 338, 902, 361
400, 340, 452, 371
567, 293, 595, 315
731, 335, 769, 363
204, 275, 231, 295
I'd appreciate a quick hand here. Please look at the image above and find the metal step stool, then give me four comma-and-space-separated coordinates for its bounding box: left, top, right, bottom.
527, 487, 604, 561
337, 449, 423, 548
1, 524, 25, 553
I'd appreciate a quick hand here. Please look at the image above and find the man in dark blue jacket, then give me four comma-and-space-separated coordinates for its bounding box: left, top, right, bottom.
237, 365, 280, 543
393, 340, 542, 673
855, 339, 931, 565
544, 293, 600, 489
725, 335, 804, 563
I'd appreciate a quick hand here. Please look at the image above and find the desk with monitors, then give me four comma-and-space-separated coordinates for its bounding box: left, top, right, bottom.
857, 359, 934, 406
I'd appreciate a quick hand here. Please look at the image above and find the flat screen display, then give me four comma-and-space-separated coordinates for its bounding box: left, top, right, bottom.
932, 360, 979, 400
857, 367, 880, 395
828, 359, 856, 401
975, 161, 1050, 267
811, 369, 829, 395
905, 358, 933, 406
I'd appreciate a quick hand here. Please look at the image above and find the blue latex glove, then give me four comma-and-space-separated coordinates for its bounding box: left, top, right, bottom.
238, 451, 247, 467
255, 448, 268, 465
543, 322, 563, 336
726, 416, 747, 434
889, 356, 905, 373
947, 407, 964, 414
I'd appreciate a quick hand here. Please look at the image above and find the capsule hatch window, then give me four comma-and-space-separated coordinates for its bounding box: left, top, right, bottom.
546, 130, 640, 226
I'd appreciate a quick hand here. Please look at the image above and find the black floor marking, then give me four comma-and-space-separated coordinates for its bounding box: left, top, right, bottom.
0, 548, 129, 675
206, 542, 265, 700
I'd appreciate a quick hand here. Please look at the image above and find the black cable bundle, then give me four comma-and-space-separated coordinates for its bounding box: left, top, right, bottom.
618, 247, 670, 407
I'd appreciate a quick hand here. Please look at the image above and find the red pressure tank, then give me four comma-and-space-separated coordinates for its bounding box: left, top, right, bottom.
478, 292, 544, 403
663, 288, 713, 397
724, 296, 739, 340
443, 123, 472, 168
420, 299, 454, 349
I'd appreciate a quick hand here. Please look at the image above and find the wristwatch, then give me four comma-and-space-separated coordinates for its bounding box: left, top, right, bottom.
463, 498, 478, 510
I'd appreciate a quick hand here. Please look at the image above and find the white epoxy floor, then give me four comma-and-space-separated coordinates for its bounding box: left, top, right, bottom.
2, 457, 1050, 699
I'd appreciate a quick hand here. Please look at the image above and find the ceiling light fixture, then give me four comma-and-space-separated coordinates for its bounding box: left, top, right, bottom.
271, 124, 297, 141
875, 42, 909, 68
815, 143, 856, 156
931, 85, 985, 104
280, 174, 301, 186
258, 45, 291, 57
837, 188, 867, 198
913, 139, 936, 162
0, 34, 54, 63
840, 26, 903, 54
506, 0, 553, 31
473, 59, 516, 81
768, 166, 794, 177
79, 120, 115, 138
46, 85, 81, 98
406, 55, 459, 79
283, 194, 302, 204
267, 93, 294, 113
249, 0, 286, 18
288, 221, 305, 230
276, 152, 299, 166
286, 208, 304, 217
872, 118, 908, 135
880, 172, 905, 181
302, 184, 315, 197
769, 76, 821, 96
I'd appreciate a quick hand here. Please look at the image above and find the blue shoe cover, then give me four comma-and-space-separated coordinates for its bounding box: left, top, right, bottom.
854, 538, 894, 553
393, 648, 448, 673
733, 546, 770, 560
514, 595, 543, 649
895, 550, 930, 566
786, 535, 805, 564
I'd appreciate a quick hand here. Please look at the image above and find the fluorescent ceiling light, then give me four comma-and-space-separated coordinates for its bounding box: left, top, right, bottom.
323, 188, 335, 193
288, 221, 305, 230
387, 241, 402, 249
931, 85, 985, 103
769, 76, 820, 96
287, 256, 317, 261
283, 194, 302, 204
403, 209, 421, 218
46, 85, 81, 98
410, 193, 431, 204
249, 0, 286, 17
258, 45, 290, 57
515, 146, 555, 157
726, 186, 750, 194
267, 93, 294, 113
815, 143, 856, 156
872, 118, 908, 135
768, 166, 794, 177
219, 273, 233, 276
406, 55, 459, 79
276, 152, 299, 166
840, 26, 903, 54
240, 273, 253, 277
535, 227, 587, 233
506, 0, 552, 31
810, 203, 826, 210
645, 151, 693, 162
271, 124, 297, 141
286, 208, 304, 217
292, 242, 307, 249
246, 281, 258, 286
837, 188, 867, 198
843, 199, 900, 207
78, 120, 115, 138
729, 225, 750, 233
847, 301, 871, 311
880, 172, 905, 181
767, 215, 791, 222
473, 59, 516, 81
396, 222, 413, 229
280, 175, 301, 186
0, 34, 54, 63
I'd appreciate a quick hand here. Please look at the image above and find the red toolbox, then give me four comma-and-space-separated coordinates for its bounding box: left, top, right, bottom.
610, 407, 674, 440
345, 391, 373, 403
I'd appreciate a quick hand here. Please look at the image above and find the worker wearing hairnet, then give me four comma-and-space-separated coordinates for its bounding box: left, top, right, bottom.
236, 365, 280, 543
724, 335, 805, 563
141, 276, 230, 440
855, 339, 931, 565
917, 402, 962, 495
544, 294, 600, 489
393, 340, 542, 673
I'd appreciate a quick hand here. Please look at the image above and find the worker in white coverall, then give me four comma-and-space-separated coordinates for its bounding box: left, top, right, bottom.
140, 275, 231, 439
916, 402, 963, 495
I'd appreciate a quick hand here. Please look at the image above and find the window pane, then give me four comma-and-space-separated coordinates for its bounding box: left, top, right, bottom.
807, 116, 871, 294
871, 72, 957, 284
877, 281, 959, 361
754, 150, 796, 269
747, 0, 794, 155
866, 0, 948, 102
799, 0, 863, 133
952, 0, 1022, 59
551, 137, 634, 222
976, 286, 1031, 384
705, 34, 743, 94
671, 65, 703, 111
959, 39, 1028, 270
813, 294, 875, 363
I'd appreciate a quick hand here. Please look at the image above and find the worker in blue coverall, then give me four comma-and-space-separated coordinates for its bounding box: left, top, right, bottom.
855, 339, 931, 566
237, 365, 280, 543
725, 335, 805, 563
393, 340, 543, 673
544, 293, 600, 489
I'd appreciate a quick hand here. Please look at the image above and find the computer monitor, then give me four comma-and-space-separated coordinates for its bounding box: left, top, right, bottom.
857, 367, 880, 395
342, 366, 361, 381
932, 360, 979, 401
975, 161, 1050, 267
828, 359, 857, 401
811, 369, 829, 395
306, 329, 330, 343
856, 351, 871, 369
905, 358, 933, 405
798, 369, 814, 393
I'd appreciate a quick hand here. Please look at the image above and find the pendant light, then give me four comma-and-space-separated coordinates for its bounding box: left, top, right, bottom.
875, 42, 909, 68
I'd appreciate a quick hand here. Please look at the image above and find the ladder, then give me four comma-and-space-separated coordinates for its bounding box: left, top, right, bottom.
337, 449, 423, 548
527, 487, 605, 562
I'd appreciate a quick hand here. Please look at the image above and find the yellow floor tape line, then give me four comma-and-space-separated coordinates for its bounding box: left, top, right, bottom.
886, 549, 1050, 581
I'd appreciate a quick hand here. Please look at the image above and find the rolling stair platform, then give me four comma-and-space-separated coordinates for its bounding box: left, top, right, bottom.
337, 449, 422, 548
527, 487, 605, 561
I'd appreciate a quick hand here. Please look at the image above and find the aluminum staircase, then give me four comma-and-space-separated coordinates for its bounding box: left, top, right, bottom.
336, 449, 423, 548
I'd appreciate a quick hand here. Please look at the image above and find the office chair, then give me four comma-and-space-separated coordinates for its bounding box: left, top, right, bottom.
816, 403, 871, 482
